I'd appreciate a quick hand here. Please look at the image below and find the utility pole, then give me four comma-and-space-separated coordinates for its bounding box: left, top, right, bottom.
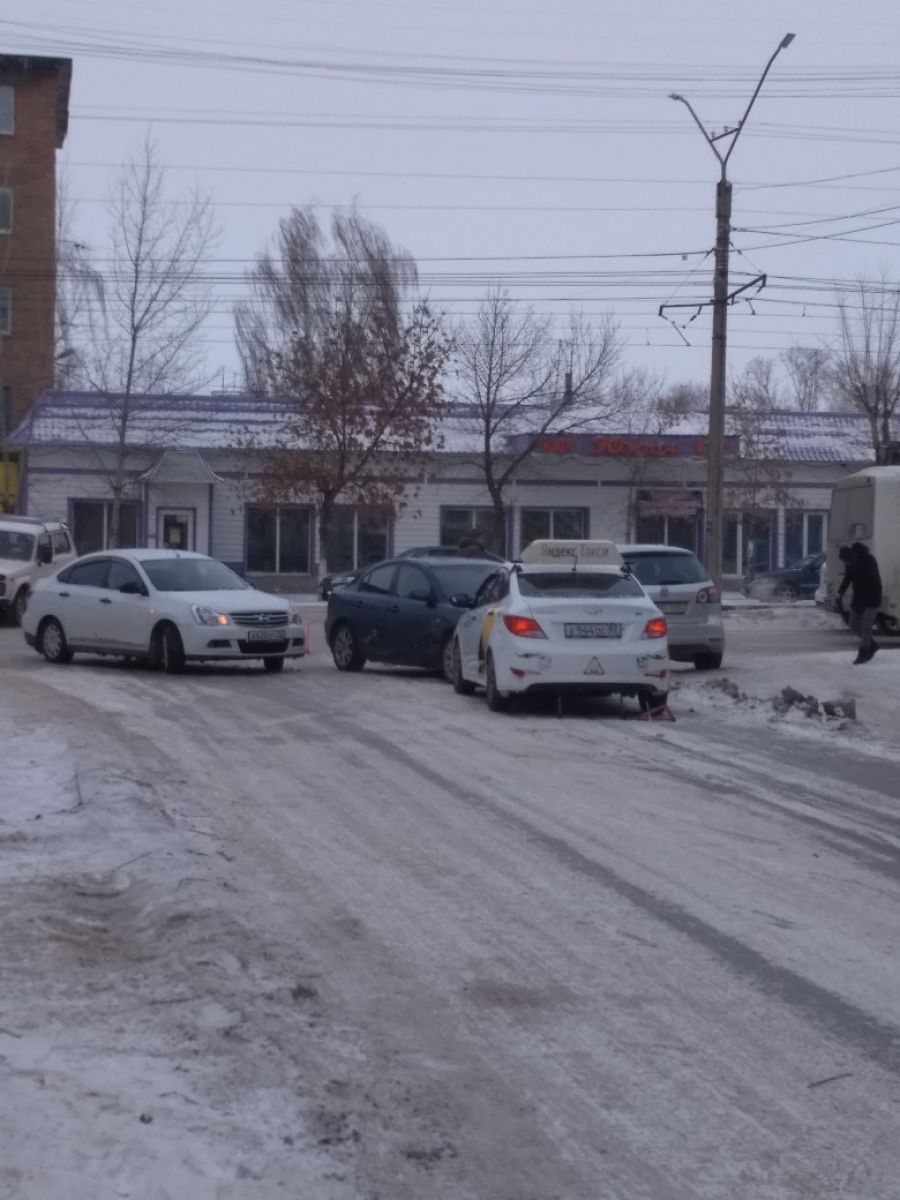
667, 33, 795, 587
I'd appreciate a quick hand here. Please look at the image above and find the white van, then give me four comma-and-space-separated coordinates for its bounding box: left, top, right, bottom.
826, 467, 900, 633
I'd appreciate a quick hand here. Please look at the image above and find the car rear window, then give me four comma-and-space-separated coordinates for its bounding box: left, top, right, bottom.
431, 562, 498, 597
625, 553, 707, 586
518, 571, 644, 599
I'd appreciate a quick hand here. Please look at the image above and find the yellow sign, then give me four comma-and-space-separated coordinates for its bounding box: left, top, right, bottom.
0, 460, 19, 512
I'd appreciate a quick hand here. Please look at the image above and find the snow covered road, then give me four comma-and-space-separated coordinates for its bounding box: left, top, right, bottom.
2, 615, 899, 1199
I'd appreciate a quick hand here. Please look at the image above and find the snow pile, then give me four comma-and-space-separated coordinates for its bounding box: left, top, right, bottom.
675, 647, 900, 754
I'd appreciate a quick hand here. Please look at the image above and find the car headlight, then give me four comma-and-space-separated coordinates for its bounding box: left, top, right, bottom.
289, 605, 303, 624
191, 604, 230, 626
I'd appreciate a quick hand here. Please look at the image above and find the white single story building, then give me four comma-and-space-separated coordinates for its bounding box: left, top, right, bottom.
10, 391, 882, 589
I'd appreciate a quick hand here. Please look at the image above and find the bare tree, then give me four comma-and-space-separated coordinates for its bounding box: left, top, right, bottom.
66, 136, 215, 545
55, 181, 105, 390
729, 356, 782, 412
235, 207, 449, 575
780, 345, 831, 413
453, 289, 624, 551
659, 380, 708, 416
831, 275, 900, 463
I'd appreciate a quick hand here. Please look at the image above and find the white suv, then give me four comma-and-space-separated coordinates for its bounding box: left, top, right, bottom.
0, 517, 78, 626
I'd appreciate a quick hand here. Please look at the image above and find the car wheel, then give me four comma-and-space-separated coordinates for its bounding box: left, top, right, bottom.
263, 656, 286, 672
485, 653, 510, 712
639, 689, 669, 714
693, 652, 723, 671
38, 617, 74, 664
452, 639, 476, 695
773, 583, 797, 602
440, 634, 456, 683
331, 622, 365, 672
158, 624, 186, 674
10, 587, 29, 627
876, 614, 900, 637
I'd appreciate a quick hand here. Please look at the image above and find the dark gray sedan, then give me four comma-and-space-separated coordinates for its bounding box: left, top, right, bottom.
325, 556, 499, 680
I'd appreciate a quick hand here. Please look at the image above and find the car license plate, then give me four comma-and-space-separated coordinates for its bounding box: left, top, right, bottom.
247, 628, 286, 642
658, 602, 688, 615
564, 623, 622, 639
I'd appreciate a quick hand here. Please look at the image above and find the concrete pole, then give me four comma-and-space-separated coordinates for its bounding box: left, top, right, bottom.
706, 175, 733, 587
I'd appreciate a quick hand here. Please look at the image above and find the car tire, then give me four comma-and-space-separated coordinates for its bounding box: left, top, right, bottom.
485, 653, 510, 712
263, 656, 286, 672
38, 617, 74, 665
155, 624, 185, 674
639, 689, 669, 714
452, 639, 476, 695
876, 614, 900, 637
10, 587, 29, 627
331, 622, 365, 672
693, 652, 723, 671
773, 583, 797, 602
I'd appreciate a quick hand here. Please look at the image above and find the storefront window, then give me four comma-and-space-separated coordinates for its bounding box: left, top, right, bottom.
440, 507, 505, 555
71, 500, 140, 554
520, 507, 588, 547
786, 510, 827, 563
323, 507, 390, 572
246, 506, 311, 574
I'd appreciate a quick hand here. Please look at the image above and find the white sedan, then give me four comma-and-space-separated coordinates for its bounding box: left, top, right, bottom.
449, 540, 670, 712
22, 549, 307, 673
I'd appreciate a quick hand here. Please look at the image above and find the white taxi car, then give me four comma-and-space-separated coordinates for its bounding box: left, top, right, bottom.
22, 549, 307, 673
450, 540, 669, 712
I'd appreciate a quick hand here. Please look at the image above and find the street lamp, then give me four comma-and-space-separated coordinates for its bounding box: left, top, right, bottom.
669, 33, 795, 587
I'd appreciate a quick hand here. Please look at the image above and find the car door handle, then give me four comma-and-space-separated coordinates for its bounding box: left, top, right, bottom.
99, 597, 112, 604
390, 604, 400, 613
58, 590, 70, 598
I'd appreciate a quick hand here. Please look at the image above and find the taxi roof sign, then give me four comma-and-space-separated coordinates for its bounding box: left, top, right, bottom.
520, 539, 624, 566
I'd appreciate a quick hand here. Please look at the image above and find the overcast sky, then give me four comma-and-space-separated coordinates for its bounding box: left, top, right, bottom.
5, 0, 900, 394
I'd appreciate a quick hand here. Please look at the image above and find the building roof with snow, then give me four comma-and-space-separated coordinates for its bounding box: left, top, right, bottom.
9, 391, 889, 466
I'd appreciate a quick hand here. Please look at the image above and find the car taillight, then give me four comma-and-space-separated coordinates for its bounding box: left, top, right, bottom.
696, 586, 720, 604
643, 616, 668, 639
503, 614, 547, 639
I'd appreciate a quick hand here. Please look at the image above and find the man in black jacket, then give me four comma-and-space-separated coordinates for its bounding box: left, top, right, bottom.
836, 541, 883, 664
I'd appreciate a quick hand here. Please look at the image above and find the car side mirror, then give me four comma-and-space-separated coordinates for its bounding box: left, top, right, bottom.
408, 588, 434, 605
449, 593, 473, 609
120, 581, 148, 597
37, 543, 52, 565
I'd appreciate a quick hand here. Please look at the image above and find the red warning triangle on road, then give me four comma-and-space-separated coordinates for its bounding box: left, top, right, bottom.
584, 657, 604, 676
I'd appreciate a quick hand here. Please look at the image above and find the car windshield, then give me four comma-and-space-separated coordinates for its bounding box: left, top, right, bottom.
139, 557, 249, 592
518, 571, 644, 599
625, 553, 707, 586
0, 530, 35, 562
431, 563, 498, 597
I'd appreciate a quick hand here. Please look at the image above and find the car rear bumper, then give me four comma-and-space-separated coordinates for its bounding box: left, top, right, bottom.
664, 615, 724, 659
495, 641, 669, 695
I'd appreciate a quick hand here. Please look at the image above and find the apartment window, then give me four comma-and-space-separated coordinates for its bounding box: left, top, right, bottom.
1, 385, 11, 438
0, 287, 10, 336
520, 507, 588, 547
71, 500, 140, 555
0, 188, 11, 235
246, 505, 311, 574
0, 86, 13, 136
322, 506, 390, 573
439, 506, 506, 555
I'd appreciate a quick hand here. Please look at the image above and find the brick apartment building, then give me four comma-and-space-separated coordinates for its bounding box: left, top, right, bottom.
0, 53, 72, 509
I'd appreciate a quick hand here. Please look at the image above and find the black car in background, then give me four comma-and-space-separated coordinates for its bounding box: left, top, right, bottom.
325, 556, 499, 679
742, 552, 825, 601
318, 546, 503, 599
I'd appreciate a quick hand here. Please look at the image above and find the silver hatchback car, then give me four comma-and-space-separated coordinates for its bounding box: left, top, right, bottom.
618, 544, 725, 670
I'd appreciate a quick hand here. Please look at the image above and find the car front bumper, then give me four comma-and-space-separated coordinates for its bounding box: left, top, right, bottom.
176, 620, 307, 660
